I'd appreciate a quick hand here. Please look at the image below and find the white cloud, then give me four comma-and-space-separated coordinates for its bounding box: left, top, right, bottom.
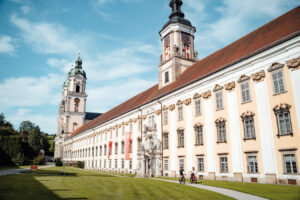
184, 0, 299, 58
0, 35, 16, 55
10, 14, 89, 56
6, 109, 57, 134
0, 74, 63, 109
20, 5, 30, 14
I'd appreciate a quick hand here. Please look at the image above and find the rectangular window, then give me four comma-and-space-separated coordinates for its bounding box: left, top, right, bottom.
104, 145, 107, 155
164, 159, 169, 171
164, 134, 169, 149
276, 112, 292, 135
115, 159, 118, 168
121, 159, 124, 169
121, 142, 125, 153
148, 115, 155, 128
247, 155, 258, 173
122, 126, 125, 136
195, 98, 201, 116
197, 157, 204, 172
179, 158, 185, 170
178, 130, 184, 147
243, 118, 255, 139
116, 128, 118, 138
283, 154, 298, 174
163, 110, 168, 125
129, 160, 132, 169
104, 160, 106, 168
272, 70, 286, 95
130, 140, 132, 153
178, 105, 183, 121
95, 147, 98, 156
217, 123, 226, 143
195, 126, 203, 145
215, 91, 223, 110
115, 143, 118, 154
220, 157, 228, 173
100, 146, 102, 156
109, 160, 111, 168
165, 71, 169, 83
241, 81, 251, 103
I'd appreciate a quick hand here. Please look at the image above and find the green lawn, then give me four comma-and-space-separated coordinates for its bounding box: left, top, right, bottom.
156, 177, 300, 200
0, 167, 233, 200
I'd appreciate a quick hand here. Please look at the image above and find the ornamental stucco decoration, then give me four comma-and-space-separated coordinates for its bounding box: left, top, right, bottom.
193, 93, 201, 99
215, 118, 226, 124
213, 84, 223, 92
133, 118, 138, 123
241, 111, 255, 119
177, 127, 185, 132
193, 122, 203, 128
169, 104, 175, 111
286, 56, 300, 70
129, 119, 133, 123
225, 81, 236, 91
202, 90, 211, 99
176, 100, 183, 105
156, 109, 162, 115
237, 75, 251, 83
163, 105, 168, 110
183, 98, 191, 105
143, 115, 147, 120
138, 115, 142, 119
162, 130, 169, 135
273, 103, 291, 112
252, 70, 265, 82
118, 124, 122, 128
267, 62, 284, 72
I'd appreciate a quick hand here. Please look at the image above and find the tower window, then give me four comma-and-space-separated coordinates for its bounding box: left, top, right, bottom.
182, 33, 191, 59
164, 35, 170, 60
165, 71, 169, 83
76, 85, 80, 93
74, 98, 80, 112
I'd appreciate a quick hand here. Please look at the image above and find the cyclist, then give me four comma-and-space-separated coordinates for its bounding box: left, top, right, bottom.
191, 167, 195, 181
179, 167, 184, 182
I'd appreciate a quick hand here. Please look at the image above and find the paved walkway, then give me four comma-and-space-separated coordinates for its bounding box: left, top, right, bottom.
151, 178, 268, 200
0, 165, 55, 176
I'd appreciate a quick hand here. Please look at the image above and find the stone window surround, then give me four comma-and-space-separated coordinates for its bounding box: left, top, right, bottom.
273, 103, 293, 137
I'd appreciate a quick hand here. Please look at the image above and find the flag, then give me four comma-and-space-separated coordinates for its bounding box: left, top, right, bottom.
125, 132, 131, 160
108, 141, 113, 160
165, 47, 170, 60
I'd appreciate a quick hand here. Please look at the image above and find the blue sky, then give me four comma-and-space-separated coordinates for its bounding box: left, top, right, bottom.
0, 0, 298, 134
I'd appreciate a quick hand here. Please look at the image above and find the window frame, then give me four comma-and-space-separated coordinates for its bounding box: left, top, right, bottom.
194, 125, 203, 146
240, 81, 251, 103
178, 105, 183, 121
215, 90, 224, 110
197, 157, 205, 172
281, 151, 298, 174
273, 104, 293, 136
220, 156, 228, 173
165, 71, 169, 83
246, 153, 259, 173
163, 110, 168, 125
177, 129, 184, 148
195, 98, 201, 116
271, 69, 286, 95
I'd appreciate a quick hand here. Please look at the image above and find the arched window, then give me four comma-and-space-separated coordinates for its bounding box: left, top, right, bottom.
76, 85, 80, 93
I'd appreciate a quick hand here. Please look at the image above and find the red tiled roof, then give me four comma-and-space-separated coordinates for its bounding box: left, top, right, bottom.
70, 6, 300, 138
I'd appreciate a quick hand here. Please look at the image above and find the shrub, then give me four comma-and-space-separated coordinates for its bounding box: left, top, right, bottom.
33, 155, 44, 165
11, 153, 25, 166
76, 161, 84, 168
55, 158, 63, 166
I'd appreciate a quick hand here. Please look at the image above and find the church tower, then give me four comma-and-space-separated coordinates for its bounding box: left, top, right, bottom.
159, 0, 198, 88
55, 54, 87, 159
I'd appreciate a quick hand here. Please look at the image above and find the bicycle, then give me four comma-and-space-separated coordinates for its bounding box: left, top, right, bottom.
179, 175, 186, 184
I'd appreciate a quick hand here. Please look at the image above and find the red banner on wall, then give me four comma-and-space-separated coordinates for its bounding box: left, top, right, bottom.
125, 132, 131, 160
108, 141, 113, 160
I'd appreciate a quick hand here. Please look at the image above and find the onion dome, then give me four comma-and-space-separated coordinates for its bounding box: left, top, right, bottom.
68, 54, 87, 79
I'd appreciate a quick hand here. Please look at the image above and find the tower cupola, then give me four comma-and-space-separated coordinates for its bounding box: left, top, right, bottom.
158, 0, 198, 89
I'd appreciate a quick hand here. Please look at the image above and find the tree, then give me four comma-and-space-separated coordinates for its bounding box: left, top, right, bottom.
40, 135, 50, 155
28, 126, 41, 156
49, 139, 55, 156
0, 113, 16, 136
19, 121, 35, 142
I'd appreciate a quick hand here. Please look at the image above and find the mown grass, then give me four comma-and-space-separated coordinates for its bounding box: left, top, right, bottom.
0, 167, 233, 200
98, 170, 136, 177
157, 177, 300, 200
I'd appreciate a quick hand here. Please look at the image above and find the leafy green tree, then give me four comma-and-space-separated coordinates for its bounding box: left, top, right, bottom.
19, 121, 35, 142
40, 135, 50, 155
28, 126, 41, 156
49, 139, 55, 156
0, 113, 16, 136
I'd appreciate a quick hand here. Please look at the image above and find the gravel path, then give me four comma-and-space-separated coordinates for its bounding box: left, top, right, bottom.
0, 165, 55, 176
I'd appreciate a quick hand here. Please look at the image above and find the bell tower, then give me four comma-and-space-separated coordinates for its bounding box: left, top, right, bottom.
159, 0, 198, 88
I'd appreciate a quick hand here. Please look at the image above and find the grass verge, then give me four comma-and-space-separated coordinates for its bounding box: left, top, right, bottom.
156, 177, 300, 200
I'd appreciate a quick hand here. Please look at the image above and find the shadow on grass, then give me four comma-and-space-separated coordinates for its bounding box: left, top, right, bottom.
0, 173, 88, 200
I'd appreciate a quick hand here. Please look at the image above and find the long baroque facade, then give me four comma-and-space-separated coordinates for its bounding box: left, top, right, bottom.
60, 1, 300, 185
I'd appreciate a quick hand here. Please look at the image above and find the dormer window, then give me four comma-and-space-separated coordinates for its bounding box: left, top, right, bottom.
76, 85, 80, 93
